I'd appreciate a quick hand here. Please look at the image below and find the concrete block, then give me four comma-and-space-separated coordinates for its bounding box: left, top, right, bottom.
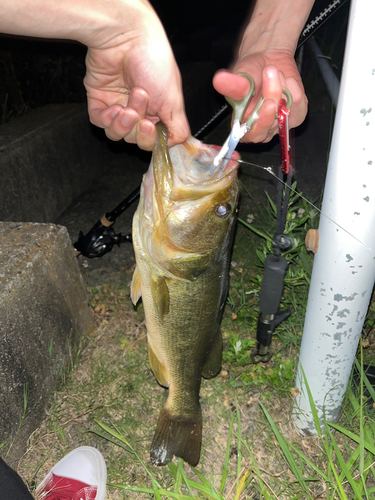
0, 104, 109, 223
0, 222, 94, 446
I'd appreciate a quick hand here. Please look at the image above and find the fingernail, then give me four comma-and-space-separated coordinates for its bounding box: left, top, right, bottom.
121, 114, 136, 127
132, 93, 146, 106
139, 122, 152, 136
265, 66, 277, 79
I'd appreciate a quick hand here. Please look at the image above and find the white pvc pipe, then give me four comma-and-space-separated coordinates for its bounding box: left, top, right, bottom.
293, 0, 375, 434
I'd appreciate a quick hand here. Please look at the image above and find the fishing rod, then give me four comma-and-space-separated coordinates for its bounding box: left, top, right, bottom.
74, 0, 348, 258
74, 186, 138, 258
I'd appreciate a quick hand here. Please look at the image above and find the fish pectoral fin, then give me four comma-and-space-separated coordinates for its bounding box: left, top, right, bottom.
165, 251, 213, 282
202, 332, 223, 379
148, 343, 169, 388
150, 275, 169, 319
150, 405, 202, 467
130, 265, 142, 305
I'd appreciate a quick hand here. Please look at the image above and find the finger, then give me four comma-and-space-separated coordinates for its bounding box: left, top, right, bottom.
241, 98, 278, 143
88, 103, 125, 129
261, 65, 283, 107
127, 87, 149, 120
104, 107, 139, 141
135, 119, 157, 151
166, 120, 190, 147
212, 70, 251, 100
285, 76, 308, 128
158, 107, 190, 147
241, 67, 286, 143
111, 116, 156, 152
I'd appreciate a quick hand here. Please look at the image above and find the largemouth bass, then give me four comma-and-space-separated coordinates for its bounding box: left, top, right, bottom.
131, 122, 239, 466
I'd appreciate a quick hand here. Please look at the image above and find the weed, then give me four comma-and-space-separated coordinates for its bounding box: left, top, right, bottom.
238, 182, 318, 287
91, 363, 375, 499
2, 384, 29, 459
221, 182, 316, 396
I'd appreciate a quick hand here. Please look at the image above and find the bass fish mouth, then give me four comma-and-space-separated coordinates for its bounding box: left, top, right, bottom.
181, 138, 240, 177
167, 135, 240, 202
170, 135, 240, 184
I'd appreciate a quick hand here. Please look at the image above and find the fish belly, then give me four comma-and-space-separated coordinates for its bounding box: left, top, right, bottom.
132, 217, 228, 466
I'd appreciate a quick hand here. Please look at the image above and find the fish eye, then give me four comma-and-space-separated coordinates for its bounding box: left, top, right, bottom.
215, 203, 231, 219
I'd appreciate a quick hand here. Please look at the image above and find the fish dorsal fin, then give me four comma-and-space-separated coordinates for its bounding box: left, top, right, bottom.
130, 265, 142, 305
150, 275, 169, 319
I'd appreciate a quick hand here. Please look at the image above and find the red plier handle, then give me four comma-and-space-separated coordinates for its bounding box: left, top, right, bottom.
278, 99, 291, 175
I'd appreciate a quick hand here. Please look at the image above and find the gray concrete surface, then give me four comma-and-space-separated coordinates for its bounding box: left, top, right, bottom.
0, 103, 110, 223
0, 222, 94, 454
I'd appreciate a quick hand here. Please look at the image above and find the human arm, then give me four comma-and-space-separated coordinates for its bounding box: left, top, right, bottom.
213, 0, 315, 143
0, 0, 190, 150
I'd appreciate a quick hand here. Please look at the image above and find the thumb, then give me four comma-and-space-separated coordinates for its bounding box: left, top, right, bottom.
157, 104, 190, 147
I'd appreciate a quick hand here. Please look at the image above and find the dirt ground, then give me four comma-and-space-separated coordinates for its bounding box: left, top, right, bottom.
14, 274, 326, 499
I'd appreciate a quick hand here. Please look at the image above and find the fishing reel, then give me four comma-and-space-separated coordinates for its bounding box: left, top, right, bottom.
73, 186, 140, 258
74, 220, 132, 258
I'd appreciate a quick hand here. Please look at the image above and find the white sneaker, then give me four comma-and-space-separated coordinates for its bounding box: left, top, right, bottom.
35, 446, 106, 500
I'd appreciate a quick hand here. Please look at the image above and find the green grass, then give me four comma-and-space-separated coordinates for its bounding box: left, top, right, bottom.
220, 182, 315, 395
9, 180, 375, 499
91, 360, 375, 499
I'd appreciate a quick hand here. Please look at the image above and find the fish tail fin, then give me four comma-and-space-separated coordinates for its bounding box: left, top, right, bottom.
150, 405, 202, 466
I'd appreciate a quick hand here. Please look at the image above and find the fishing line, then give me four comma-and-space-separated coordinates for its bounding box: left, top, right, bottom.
232, 158, 374, 255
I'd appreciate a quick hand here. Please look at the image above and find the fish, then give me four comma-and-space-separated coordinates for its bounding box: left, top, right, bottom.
131, 122, 240, 466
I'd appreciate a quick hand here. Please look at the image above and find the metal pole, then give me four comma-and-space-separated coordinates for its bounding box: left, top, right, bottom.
293, 0, 375, 435
308, 36, 340, 108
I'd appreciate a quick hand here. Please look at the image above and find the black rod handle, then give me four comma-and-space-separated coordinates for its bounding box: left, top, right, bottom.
259, 254, 288, 316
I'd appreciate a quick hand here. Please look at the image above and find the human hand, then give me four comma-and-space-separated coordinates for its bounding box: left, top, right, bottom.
83, 9, 190, 151
213, 51, 308, 144
0, 0, 189, 151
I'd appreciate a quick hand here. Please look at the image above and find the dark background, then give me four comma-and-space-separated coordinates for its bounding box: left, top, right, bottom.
0, 0, 350, 126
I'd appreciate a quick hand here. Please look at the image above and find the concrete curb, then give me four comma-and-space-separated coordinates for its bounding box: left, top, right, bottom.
0, 222, 94, 452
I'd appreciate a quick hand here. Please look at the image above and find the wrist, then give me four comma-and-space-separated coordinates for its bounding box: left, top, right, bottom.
0, 0, 162, 49
238, 0, 315, 58
78, 0, 164, 49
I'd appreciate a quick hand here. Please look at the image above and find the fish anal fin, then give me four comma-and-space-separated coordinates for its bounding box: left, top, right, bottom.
148, 343, 169, 388
150, 275, 169, 319
202, 332, 222, 379
150, 406, 202, 467
130, 265, 142, 305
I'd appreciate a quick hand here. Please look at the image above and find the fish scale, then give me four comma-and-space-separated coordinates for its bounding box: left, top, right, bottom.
131, 122, 239, 466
